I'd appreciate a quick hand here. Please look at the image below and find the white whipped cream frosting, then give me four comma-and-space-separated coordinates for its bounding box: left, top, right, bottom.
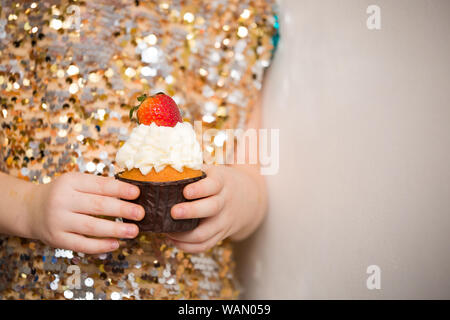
115, 122, 203, 175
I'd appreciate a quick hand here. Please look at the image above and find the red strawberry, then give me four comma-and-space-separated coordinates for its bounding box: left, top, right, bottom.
130, 92, 182, 127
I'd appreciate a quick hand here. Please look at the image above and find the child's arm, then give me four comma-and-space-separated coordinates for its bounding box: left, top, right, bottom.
0, 171, 145, 254
0, 171, 38, 238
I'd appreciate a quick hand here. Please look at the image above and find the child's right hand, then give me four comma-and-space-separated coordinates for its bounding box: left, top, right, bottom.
26, 172, 144, 254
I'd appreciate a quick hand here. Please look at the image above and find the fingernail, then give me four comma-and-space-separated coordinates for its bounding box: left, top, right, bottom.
132, 206, 142, 220
185, 187, 193, 198
173, 207, 184, 219
129, 186, 138, 197
111, 241, 119, 250
126, 225, 137, 237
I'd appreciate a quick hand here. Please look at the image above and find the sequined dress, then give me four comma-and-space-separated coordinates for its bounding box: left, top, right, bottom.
0, 0, 277, 299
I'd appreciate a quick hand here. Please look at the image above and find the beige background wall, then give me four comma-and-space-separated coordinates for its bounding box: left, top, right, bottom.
235, 0, 450, 299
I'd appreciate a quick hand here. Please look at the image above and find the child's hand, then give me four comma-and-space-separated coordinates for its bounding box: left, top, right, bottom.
27, 172, 145, 254
167, 165, 265, 253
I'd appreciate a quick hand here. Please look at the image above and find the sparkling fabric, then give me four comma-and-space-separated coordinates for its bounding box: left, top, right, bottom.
0, 0, 276, 299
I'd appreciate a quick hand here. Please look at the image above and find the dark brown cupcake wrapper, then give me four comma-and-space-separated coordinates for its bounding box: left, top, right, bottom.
115, 171, 206, 233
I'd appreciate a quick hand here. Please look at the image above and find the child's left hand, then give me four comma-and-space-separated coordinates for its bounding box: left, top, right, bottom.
167, 164, 265, 253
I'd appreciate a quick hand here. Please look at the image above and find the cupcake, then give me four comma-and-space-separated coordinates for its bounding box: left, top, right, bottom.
115, 92, 205, 233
